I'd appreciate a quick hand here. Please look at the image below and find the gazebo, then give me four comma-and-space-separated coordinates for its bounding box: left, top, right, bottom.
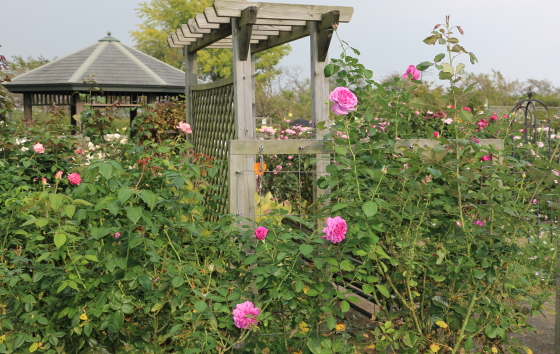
4, 33, 188, 126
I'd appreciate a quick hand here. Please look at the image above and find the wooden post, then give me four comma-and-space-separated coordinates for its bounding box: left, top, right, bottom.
184, 45, 197, 146
23, 93, 32, 124
229, 16, 256, 219
70, 94, 84, 134
310, 21, 330, 203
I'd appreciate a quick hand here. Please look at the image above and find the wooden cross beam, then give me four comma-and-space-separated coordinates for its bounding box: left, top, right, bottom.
188, 23, 233, 53
238, 7, 258, 61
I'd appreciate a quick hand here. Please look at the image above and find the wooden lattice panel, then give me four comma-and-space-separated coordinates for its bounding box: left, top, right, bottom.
192, 77, 235, 216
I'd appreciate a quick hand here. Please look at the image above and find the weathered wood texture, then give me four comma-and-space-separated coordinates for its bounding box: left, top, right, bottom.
191, 77, 235, 217
184, 46, 198, 145
238, 7, 257, 61
230, 140, 330, 155
230, 16, 256, 217
213, 0, 353, 22
188, 23, 233, 53
317, 11, 339, 62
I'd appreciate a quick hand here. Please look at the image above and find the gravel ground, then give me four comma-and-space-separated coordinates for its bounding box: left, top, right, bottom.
512, 294, 556, 354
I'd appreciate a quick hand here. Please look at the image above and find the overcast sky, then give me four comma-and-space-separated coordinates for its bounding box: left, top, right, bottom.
3, 0, 560, 89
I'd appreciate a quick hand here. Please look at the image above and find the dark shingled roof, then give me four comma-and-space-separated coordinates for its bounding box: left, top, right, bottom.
5, 34, 187, 93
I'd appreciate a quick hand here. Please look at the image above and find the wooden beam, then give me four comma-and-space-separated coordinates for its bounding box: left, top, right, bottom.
176, 28, 195, 42
255, 18, 305, 26
204, 6, 231, 24
238, 7, 257, 61
171, 33, 192, 45
188, 23, 233, 53
184, 46, 197, 145
254, 24, 292, 32
251, 24, 310, 54
214, 0, 353, 22
188, 19, 212, 34
181, 25, 204, 38
251, 30, 280, 36
230, 139, 329, 155
195, 13, 220, 29
167, 36, 182, 48
317, 11, 340, 62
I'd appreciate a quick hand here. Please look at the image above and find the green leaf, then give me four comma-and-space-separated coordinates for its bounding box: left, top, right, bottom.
465, 319, 477, 332
54, 233, 67, 248
340, 300, 350, 312
117, 188, 134, 204
84, 321, 93, 337
171, 276, 184, 287
438, 71, 453, 80
455, 63, 465, 74
362, 284, 374, 294
72, 199, 93, 206
140, 190, 156, 210
423, 35, 438, 45
35, 218, 49, 228
331, 203, 348, 212
139, 275, 151, 290
307, 337, 321, 354
29, 343, 39, 353
334, 146, 347, 154
427, 167, 442, 178
432, 295, 449, 307
194, 301, 207, 313
169, 324, 183, 335
441, 63, 454, 73
127, 207, 142, 224
306, 289, 319, 297
459, 109, 474, 123
434, 53, 445, 63
409, 97, 428, 108
113, 310, 125, 330
420, 150, 448, 165
362, 201, 378, 217
49, 194, 64, 211
376, 284, 390, 298
472, 269, 485, 279
299, 244, 313, 256
327, 316, 337, 330
64, 205, 76, 218
464, 336, 473, 350
324, 64, 337, 77
84, 255, 98, 262
99, 163, 113, 180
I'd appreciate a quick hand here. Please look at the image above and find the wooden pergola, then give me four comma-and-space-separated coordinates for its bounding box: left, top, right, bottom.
168, 0, 353, 218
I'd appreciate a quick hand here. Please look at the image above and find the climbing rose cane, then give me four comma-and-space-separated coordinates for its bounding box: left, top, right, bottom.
322, 216, 347, 244
402, 65, 420, 80
67, 173, 82, 185
329, 87, 357, 115
254, 226, 268, 240
232, 301, 260, 329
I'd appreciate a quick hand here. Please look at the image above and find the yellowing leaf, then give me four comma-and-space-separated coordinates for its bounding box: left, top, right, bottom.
524, 348, 533, 354
293, 351, 303, 354
303, 285, 310, 294
430, 343, 440, 352
335, 322, 346, 332
491, 346, 498, 354
79, 313, 88, 321
0, 335, 5, 344
299, 321, 310, 333
366, 343, 376, 349
435, 320, 448, 329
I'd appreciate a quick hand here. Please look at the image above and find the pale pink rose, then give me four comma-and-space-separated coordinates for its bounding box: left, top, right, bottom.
67, 173, 82, 185
176, 121, 192, 134
55, 171, 63, 180
233, 301, 260, 329
33, 143, 45, 154
414, 110, 420, 115
329, 87, 358, 115
41, 178, 47, 185
254, 226, 268, 240
513, 136, 521, 141
114, 232, 121, 238
474, 220, 484, 226
285, 119, 290, 123
402, 65, 420, 80
276, 165, 282, 171
288, 156, 293, 160
480, 155, 491, 162
443, 118, 453, 124
433, 132, 440, 138
456, 221, 462, 227
322, 216, 347, 244
427, 111, 433, 115
553, 169, 560, 177
532, 199, 538, 205
537, 141, 545, 148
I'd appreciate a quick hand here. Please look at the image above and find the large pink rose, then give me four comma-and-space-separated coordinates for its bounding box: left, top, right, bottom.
322, 216, 347, 244
232, 301, 260, 329
176, 121, 192, 134
402, 65, 420, 80
254, 226, 268, 240
33, 143, 45, 154
67, 173, 82, 185
329, 87, 357, 115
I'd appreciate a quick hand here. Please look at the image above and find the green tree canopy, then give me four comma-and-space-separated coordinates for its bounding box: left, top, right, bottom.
131, 0, 291, 82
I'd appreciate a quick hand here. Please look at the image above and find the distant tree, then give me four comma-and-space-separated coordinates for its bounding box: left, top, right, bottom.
131, 0, 291, 81
457, 70, 522, 108
5, 55, 51, 77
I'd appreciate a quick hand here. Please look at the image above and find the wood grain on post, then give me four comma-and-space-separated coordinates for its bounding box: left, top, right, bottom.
184, 46, 197, 145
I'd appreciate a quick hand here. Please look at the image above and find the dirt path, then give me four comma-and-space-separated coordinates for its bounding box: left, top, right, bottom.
512, 294, 556, 353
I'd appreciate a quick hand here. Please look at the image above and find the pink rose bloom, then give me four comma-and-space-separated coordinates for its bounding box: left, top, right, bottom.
443, 118, 453, 124
232, 301, 260, 329
414, 110, 420, 115
471, 137, 480, 143
322, 216, 347, 244
433, 132, 440, 138
480, 155, 491, 162
456, 221, 462, 227
33, 143, 45, 154
448, 105, 455, 109
285, 119, 290, 123
77, 149, 83, 154
114, 232, 121, 238
41, 178, 48, 185
254, 226, 268, 240
288, 156, 293, 160
276, 165, 282, 171
329, 87, 357, 115
176, 121, 192, 134
55, 171, 63, 180
537, 141, 544, 148
463, 107, 471, 112
67, 173, 82, 185
474, 220, 484, 226
490, 115, 498, 121
402, 65, 420, 80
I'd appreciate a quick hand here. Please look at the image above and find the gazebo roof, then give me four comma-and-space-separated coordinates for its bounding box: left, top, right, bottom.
5, 33, 187, 93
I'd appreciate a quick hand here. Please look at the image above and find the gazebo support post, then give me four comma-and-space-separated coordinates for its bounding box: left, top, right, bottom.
310, 20, 330, 202
184, 46, 197, 145
229, 16, 256, 218
70, 94, 84, 134
23, 93, 32, 124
